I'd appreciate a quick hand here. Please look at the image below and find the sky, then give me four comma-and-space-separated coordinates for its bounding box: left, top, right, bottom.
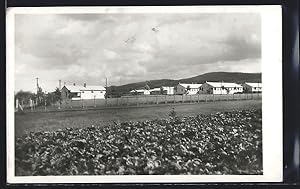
14, 13, 261, 93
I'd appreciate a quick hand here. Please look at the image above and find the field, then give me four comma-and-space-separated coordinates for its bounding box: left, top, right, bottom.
15, 107, 262, 176
15, 100, 262, 137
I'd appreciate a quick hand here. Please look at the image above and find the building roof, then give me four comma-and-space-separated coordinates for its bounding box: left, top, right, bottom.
130, 89, 149, 93
244, 82, 262, 88
63, 85, 82, 92
64, 85, 106, 92
162, 86, 174, 89
149, 88, 161, 92
179, 83, 202, 89
206, 82, 242, 88
82, 85, 106, 91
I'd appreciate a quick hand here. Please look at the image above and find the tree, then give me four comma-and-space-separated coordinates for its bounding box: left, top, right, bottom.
160, 87, 165, 95
15, 90, 34, 106
36, 86, 45, 105
186, 85, 191, 94
53, 87, 62, 103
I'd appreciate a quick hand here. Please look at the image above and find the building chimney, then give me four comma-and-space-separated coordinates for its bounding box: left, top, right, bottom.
73, 83, 76, 86
84, 83, 86, 87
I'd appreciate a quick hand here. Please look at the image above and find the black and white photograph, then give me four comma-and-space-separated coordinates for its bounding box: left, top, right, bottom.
6, 6, 283, 183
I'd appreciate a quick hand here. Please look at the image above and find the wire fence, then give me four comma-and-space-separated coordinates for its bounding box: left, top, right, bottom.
17, 93, 262, 112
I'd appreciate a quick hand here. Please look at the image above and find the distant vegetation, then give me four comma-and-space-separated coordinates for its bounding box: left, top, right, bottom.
107, 72, 262, 97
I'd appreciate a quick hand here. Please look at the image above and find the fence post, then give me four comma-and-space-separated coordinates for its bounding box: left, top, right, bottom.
156, 96, 158, 104
16, 99, 19, 111
198, 94, 199, 103
82, 99, 84, 109
165, 95, 167, 104
136, 96, 138, 106
44, 100, 47, 112
174, 95, 175, 104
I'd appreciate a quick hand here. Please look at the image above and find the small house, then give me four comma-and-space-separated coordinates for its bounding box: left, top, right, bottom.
242, 82, 262, 93
161, 86, 174, 95
174, 83, 202, 95
199, 82, 243, 95
149, 87, 174, 95
61, 83, 106, 101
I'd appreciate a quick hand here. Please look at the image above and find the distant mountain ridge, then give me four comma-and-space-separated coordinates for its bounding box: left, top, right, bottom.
108, 72, 261, 96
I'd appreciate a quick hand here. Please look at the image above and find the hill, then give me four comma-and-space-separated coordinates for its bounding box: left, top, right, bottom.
107, 72, 261, 96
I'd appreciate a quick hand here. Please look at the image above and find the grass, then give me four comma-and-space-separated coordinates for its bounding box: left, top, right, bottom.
15, 100, 261, 137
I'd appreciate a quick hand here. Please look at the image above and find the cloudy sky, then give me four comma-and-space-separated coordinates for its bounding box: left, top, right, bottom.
15, 13, 261, 93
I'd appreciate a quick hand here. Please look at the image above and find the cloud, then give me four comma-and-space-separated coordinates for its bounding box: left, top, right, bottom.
14, 12, 261, 92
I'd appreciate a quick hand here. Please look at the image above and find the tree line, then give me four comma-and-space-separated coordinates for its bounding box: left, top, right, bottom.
15, 87, 62, 107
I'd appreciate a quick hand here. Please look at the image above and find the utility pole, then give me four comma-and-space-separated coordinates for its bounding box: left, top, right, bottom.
59, 80, 61, 90
36, 77, 39, 94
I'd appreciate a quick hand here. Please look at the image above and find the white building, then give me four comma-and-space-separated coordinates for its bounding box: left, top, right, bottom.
174, 83, 202, 95
242, 82, 262, 93
199, 82, 243, 94
61, 83, 106, 100
130, 89, 151, 95
149, 86, 175, 95
149, 88, 161, 95
161, 86, 174, 95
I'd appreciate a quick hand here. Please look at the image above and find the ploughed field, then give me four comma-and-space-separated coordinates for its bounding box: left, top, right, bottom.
15, 109, 262, 175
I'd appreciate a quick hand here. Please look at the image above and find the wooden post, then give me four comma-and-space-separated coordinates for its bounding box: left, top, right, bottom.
82, 99, 84, 109
16, 99, 19, 111
174, 95, 175, 104
165, 95, 167, 104
117, 97, 119, 106
198, 94, 200, 103
136, 96, 138, 106
44, 100, 47, 112
94, 96, 96, 108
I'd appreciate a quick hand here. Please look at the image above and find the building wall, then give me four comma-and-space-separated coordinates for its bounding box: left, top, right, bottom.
186, 88, 200, 95
61, 87, 70, 100
199, 83, 213, 94
81, 90, 106, 100
162, 87, 174, 95
243, 84, 262, 93
174, 84, 186, 95
199, 83, 242, 94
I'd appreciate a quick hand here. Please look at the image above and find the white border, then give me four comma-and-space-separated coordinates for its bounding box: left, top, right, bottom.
6, 5, 282, 183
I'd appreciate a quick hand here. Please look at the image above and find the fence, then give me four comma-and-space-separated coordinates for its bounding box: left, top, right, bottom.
55, 93, 261, 110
